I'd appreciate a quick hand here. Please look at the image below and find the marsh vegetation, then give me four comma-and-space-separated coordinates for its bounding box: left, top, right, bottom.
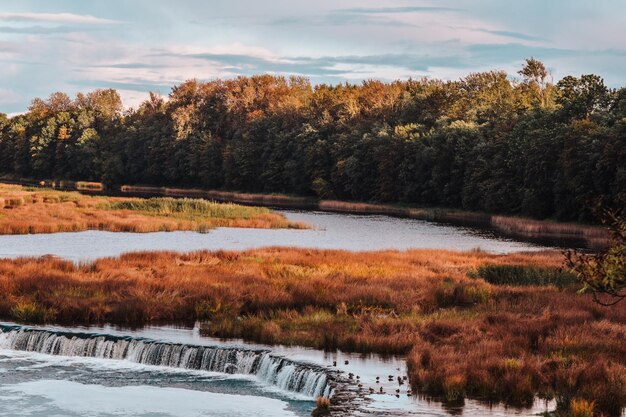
0, 183, 304, 234
0, 248, 623, 416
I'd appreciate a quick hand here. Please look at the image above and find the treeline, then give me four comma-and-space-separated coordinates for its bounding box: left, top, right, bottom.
0, 59, 624, 222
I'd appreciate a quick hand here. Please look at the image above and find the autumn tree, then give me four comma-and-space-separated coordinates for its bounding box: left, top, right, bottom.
518, 57, 553, 108
0, 61, 624, 225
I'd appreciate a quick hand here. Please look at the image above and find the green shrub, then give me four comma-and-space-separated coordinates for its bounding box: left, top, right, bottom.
107, 197, 270, 219
472, 265, 577, 288
11, 301, 57, 323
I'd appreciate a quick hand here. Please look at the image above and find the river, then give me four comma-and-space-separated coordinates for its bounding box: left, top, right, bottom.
0, 323, 555, 417
0, 210, 558, 416
0, 210, 550, 262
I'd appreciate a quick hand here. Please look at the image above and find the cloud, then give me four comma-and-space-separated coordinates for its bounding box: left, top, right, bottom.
0, 12, 120, 25
185, 52, 346, 76
0, 25, 85, 34
165, 49, 464, 80
271, 5, 461, 28
0, 88, 20, 106
271, 13, 416, 28
0, 41, 19, 53
333, 6, 459, 14
1, 0, 626, 114
71, 79, 171, 94
474, 29, 547, 42
175, 44, 626, 85
465, 43, 580, 63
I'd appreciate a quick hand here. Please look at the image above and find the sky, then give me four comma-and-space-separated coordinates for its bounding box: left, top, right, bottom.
1, 0, 625, 114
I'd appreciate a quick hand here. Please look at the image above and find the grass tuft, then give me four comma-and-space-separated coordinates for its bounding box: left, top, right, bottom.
106, 197, 270, 220
312, 396, 331, 416
471, 264, 578, 288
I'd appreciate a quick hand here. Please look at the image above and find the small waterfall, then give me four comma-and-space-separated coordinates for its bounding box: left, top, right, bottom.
0, 324, 334, 399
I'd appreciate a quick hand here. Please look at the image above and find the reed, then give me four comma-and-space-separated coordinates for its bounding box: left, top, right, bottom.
106, 197, 273, 220
75, 181, 104, 191
0, 183, 306, 234
0, 248, 623, 415
312, 396, 331, 417
490, 216, 612, 250
319, 200, 408, 216
570, 399, 595, 417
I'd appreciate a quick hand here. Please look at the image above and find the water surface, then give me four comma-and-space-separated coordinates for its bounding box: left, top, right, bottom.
0, 211, 559, 416
0, 322, 555, 417
0, 210, 550, 262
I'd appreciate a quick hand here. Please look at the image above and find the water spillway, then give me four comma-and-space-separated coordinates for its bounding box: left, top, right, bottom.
0, 324, 334, 399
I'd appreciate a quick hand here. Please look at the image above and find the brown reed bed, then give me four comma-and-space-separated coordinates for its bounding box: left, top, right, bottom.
0, 183, 305, 234
0, 248, 623, 415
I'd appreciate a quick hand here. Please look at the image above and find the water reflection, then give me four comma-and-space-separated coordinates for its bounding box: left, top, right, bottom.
0, 210, 551, 262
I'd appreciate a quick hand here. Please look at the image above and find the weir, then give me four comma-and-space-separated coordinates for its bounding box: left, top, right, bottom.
0, 324, 335, 399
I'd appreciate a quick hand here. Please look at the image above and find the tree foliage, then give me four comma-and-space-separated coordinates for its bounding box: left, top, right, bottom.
566, 209, 626, 305
0, 62, 624, 223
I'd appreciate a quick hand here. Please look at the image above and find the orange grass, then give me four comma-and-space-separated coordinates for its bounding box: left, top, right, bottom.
0, 183, 305, 234
0, 248, 623, 415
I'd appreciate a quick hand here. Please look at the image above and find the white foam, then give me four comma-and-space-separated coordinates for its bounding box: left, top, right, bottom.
1, 348, 251, 380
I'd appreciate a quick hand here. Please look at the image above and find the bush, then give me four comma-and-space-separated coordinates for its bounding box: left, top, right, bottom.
569, 398, 594, 417
11, 301, 57, 323
472, 265, 577, 288
312, 396, 331, 417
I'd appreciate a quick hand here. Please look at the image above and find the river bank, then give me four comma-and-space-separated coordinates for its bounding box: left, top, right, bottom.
0, 177, 612, 250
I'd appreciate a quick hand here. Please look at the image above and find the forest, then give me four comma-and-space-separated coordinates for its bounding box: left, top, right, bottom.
0, 59, 624, 222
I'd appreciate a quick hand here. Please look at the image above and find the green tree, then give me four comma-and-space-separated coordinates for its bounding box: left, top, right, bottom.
566, 209, 626, 305
556, 74, 611, 120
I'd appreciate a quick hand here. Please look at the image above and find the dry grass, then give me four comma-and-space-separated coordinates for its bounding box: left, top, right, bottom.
312, 396, 331, 417
0, 247, 623, 415
0, 183, 305, 234
491, 215, 612, 250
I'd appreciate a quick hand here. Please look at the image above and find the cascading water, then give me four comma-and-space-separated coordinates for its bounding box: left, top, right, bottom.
0, 324, 334, 399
